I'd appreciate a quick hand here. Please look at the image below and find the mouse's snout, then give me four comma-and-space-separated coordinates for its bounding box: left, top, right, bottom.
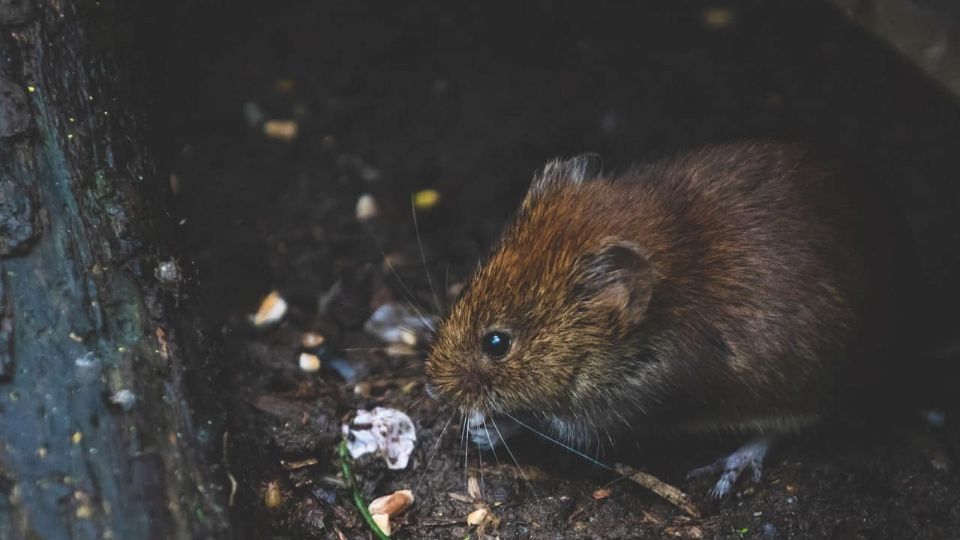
425, 352, 494, 411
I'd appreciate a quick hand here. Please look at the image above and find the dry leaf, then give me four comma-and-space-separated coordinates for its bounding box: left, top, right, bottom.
467, 508, 488, 526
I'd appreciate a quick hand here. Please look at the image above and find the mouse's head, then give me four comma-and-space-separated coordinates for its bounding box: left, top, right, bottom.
426, 156, 659, 438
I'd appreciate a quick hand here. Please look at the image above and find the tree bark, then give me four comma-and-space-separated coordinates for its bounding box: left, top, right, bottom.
0, 1, 227, 538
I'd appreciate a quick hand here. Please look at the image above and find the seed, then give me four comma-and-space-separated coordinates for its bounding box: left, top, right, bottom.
368, 489, 414, 516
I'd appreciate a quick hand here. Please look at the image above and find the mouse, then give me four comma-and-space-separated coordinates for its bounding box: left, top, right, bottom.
425, 141, 914, 497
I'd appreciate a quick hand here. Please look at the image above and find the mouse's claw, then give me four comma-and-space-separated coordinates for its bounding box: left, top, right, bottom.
687, 439, 770, 498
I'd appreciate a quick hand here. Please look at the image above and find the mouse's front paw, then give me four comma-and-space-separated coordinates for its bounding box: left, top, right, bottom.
686, 439, 770, 498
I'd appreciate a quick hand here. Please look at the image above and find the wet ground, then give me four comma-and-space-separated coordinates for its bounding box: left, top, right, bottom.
152, 0, 960, 538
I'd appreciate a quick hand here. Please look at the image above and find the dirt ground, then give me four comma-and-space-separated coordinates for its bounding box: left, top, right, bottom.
151, 1, 960, 538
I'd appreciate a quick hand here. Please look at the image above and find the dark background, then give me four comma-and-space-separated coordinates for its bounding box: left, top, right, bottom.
141, 0, 960, 537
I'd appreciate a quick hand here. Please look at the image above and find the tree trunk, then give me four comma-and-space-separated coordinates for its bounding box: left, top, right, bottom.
0, 1, 227, 538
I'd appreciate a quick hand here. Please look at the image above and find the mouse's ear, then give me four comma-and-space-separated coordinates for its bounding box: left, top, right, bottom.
524, 154, 603, 207
575, 240, 653, 325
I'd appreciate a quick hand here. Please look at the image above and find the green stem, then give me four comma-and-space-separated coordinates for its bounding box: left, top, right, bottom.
338, 440, 391, 540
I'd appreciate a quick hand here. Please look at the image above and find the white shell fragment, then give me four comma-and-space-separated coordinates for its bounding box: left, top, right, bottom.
368, 489, 414, 516
341, 407, 417, 469
363, 303, 437, 347
298, 352, 321, 373
355, 194, 379, 221
252, 291, 288, 327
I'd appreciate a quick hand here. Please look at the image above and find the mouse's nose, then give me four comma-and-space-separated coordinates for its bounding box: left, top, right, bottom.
458, 369, 491, 399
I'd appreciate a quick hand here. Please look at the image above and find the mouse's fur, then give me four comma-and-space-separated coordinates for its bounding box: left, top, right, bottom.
427, 142, 905, 449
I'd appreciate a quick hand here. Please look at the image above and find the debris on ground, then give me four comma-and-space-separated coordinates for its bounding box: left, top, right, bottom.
262, 119, 299, 141
366, 490, 414, 538
263, 480, 283, 509
371, 513, 391, 536
413, 189, 440, 210
298, 352, 321, 373
592, 487, 613, 500
368, 489, 415, 517
363, 302, 437, 347
466, 505, 500, 537
301, 332, 326, 348
341, 407, 417, 469
615, 464, 701, 518
251, 291, 287, 327
355, 194, 378, 222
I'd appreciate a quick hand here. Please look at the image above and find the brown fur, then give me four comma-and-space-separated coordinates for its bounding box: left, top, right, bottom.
426, 142, 903, 447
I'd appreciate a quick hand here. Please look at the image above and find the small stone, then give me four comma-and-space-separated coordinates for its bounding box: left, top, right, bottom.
75, 504, 93, 519
110, 389, 136, 411
355, 194, 378, 221
154, 259, 181, 284
353, 382, 372, 397
298, 352, 321, 373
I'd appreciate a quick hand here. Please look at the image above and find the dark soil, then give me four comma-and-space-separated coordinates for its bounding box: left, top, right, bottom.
152, 1, 960, 538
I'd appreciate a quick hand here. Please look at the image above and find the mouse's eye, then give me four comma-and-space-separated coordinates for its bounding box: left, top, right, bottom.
481, 331, 512, 359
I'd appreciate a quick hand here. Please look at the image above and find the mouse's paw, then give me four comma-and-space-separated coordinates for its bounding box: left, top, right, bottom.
686, 439, 770, 498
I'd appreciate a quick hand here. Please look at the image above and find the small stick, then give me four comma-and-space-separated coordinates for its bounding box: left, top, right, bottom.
615, 464, 701, 518
338, 441, 391, 539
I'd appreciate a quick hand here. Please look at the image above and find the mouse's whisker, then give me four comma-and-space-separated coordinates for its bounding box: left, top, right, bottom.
421, 401, 448, 426
501, 411, 614, 472
361, 222, 436, 331
481, 417, 502, 468
490, 416, 539, 502
463, 413, 470, 489
476, 433, 485, 499
415, 409, 456, 494
411, 196, 443, 315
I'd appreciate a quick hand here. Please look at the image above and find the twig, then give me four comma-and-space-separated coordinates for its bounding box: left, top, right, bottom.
614, 464, 701, 518
338, 440, 391, 539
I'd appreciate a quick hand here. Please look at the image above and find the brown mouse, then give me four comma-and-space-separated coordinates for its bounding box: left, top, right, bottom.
425, 142, 911, 496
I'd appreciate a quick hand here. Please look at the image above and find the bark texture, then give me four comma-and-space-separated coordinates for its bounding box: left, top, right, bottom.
0, 1, 227, 538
